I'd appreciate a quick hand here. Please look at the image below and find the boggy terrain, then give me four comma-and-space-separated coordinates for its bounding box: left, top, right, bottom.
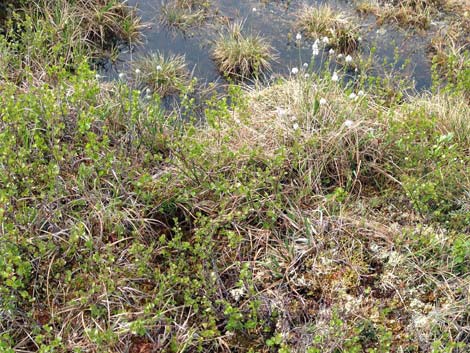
0, 1, 469, 352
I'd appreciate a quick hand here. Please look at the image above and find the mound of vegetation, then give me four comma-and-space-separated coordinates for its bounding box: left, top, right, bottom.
355, 0, 468, 29
161, 0, 212, 30
295, 4, 360, 53
212, 21, 275, 79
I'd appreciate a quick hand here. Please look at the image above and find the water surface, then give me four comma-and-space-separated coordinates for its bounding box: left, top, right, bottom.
113, 0, 434, 90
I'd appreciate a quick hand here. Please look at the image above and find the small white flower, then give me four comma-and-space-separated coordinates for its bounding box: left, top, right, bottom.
229, 287, 246, 301
413, 314, 430, 329
358, 36, 362, 42
312, 41, 320, 56
276, 107, 287, 117
349, 92, 357, 100
156, 65, 162, 71
135, 68, 141, 75
293, 123, 299, 130
145, 88, 151, 95
322, 36, 329, 44
344, 119, 354, 128
319, 98, 327, 105
304, 73, 310, 78
303, 62, 308, 68
329, 48, 335, 55
331, 71, 339, 82
252, 7, 257, 12
354, 67, 358, 72
358, 90, 365, 96
95, 73, 101, 80
118, 72, 125, 80
337, 53, 344, 59
296, 32, 302, 41
291, 67, 299, 75
345, 55, 353, 63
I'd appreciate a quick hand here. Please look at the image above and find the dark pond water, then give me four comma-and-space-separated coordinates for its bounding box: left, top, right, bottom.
108, 0, 436, 91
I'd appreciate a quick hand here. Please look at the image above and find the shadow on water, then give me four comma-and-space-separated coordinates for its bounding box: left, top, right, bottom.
104, 0, 434, 91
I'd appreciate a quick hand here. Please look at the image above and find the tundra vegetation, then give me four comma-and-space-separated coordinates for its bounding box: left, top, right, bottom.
295, 4, 360, 53
212, 21, 275, 79
132, 52, 190, 96
0, 0, 469, 352
160, 0, 212, 30
354, 0, 464, 28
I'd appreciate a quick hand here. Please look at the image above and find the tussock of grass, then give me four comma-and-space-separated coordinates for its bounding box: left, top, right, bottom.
355, 0, 468, 29
78, 0, 143, 44
0, 0, 143, 80
430, 20, 470, 90
161, 0, 211, 30
295, 4, 360, 53
39, 0, 143, 47
132, 52, 190, 96
212, 21, 275, 78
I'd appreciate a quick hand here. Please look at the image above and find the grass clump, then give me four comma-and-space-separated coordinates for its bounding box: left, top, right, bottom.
355, 0, 466, 29
161, 0, 211, 30
212, 21, 275, 79
295, 4, 360, 53
430, 19, 470, 93
77, 0, 143, 45
38, 0, 143, 50
132, 52, 190, 96
1, 0, 143, 76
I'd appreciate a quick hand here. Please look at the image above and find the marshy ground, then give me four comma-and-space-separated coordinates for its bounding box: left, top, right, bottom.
0, 0, 469, 352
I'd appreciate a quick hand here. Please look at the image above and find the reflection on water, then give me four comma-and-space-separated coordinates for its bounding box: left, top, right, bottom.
109, 0, 432, 90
